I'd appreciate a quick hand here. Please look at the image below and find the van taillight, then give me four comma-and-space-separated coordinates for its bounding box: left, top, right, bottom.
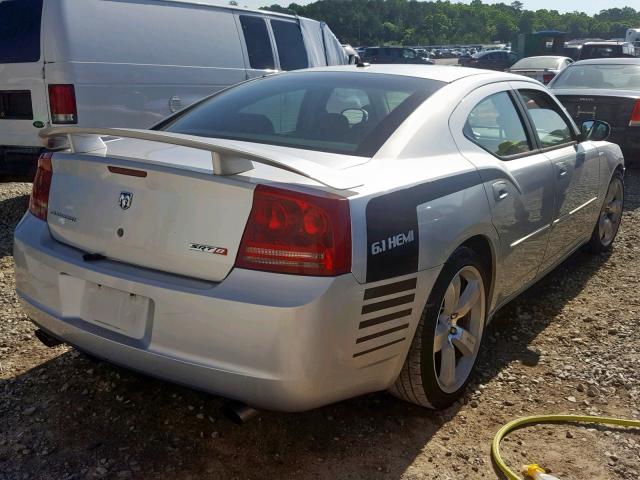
235, 185, 351, 276
630, 99, 640, 127
48, 84, 77, 124
29, 153, 53, 221
542, 73, 555, 84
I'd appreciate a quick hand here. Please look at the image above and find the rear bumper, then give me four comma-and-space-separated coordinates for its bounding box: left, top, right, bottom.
13, 213, 435, 411
609, 127, 640, 166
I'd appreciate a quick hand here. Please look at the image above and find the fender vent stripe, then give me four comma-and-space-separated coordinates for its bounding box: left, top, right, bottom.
363, 278, 417, 300
359, 308, 412, 329
361, 294, 414, 314
356, 323, 409, 344
353, 338, 406, 358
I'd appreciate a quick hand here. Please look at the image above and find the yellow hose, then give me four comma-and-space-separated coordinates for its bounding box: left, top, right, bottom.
492, 414, 640, 480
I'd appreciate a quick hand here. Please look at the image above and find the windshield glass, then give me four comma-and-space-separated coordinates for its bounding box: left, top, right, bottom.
512, 57, 560, 70
0, 0, 43, 63
552, 64, 640, 90
581, 45, 622, 58
160, 72, 444, 157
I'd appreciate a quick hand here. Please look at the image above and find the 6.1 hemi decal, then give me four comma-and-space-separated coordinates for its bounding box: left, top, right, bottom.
365, 169, 503, 283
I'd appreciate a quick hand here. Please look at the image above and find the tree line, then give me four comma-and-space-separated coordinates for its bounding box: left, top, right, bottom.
262, 1, 640, 46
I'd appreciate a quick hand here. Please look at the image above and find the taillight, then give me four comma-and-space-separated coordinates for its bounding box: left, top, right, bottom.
48, 84, 77, 124
542, 73, 555, 84
29, 152, 53, 221
235, 185, 351, 276
630, 99, 640, 127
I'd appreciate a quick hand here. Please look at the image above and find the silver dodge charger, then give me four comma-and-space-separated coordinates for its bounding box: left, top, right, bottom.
14, 65, 624, 412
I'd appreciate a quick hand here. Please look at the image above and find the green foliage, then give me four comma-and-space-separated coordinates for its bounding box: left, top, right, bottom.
263, 1, 640, 45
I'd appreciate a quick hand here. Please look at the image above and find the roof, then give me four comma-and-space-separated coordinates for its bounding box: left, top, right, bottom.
299, 64, 528, 84
147, 0, 301, 20
583, 41, 630, 46
573, 57, 640, 66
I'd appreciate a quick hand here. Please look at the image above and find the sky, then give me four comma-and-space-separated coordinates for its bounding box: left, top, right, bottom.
229, 0, 633, 16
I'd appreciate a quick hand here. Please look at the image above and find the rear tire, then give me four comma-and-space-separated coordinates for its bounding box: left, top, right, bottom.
588, 171, 624, 253
390, 247, 487, 409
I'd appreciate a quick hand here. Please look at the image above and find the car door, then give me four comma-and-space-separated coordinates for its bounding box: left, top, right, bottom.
450, 84, 556, 306
513, 84, 601, 271
235, 14, 277, 79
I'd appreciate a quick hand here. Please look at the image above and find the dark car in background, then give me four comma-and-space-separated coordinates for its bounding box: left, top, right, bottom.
550, 58, 640, 165
360, 47, 435, 64
466, 50, 518, 71
579, 42, 636, 60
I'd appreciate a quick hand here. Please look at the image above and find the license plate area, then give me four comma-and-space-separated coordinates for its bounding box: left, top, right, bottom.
59, 274, 152, 339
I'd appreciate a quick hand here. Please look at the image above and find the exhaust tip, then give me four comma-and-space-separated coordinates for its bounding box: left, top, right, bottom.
220, 401, 259, 425
34, 329, 64, 348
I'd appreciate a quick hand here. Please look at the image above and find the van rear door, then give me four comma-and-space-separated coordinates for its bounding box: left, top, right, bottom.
0, 0, 49, 148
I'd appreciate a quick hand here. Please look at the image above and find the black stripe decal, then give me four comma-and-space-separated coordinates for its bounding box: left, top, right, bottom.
365, 168, 506, 283
359, 308, 412, 329
356, 323, 409, 344
363, 278, 417, 300
361, 294, 415, 314
353, 337, 406, 358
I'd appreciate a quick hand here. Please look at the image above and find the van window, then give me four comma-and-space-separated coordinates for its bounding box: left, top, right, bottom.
239, 16, 275, 70
271, 20, 308, 71
0, 0, 43, 63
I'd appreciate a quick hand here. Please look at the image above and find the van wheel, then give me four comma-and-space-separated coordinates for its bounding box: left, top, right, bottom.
589, 171, 624, 253
390, 247, 487, 409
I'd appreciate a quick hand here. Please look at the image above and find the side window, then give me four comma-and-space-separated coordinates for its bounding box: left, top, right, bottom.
519, 89, 574, 148
403, 49, 416, 59
239, 16, 275, 70
465, 91, 532, 158
270, 20, 308, 71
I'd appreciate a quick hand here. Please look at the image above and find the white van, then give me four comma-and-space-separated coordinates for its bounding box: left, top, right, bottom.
0, 0, 347, 176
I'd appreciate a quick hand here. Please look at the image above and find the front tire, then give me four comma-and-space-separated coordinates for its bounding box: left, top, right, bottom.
390, 247, 487, 409
589, 171, 624, 253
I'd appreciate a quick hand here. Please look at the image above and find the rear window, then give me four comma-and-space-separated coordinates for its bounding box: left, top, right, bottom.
0, 0, 43, 63
511, 57, 561, 70
581, 45, 623, 59
271, 20, 308, 71
159, 72, 444, 157
552, 64, 640, 90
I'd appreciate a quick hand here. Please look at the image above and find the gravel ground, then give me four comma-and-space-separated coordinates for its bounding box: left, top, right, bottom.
1, 172, 638, 480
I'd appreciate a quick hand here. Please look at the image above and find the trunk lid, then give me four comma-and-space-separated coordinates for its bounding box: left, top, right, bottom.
47, 146, 256, 282
554, 90, 639, 127
0, 0, 48, 147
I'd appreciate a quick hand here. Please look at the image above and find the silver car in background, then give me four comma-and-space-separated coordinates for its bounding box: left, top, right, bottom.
508, 55, 574, 84
14, 65, 624, 412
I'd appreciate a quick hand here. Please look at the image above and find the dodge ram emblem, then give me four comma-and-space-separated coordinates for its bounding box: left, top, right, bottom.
119, 192, 133, 210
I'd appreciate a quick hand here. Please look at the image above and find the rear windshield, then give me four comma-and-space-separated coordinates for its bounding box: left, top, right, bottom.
0, 0, 43, 63
512, 57, 560, 70
552, 64, 640, 90
581, 45, 622, 59
159, 72, 444, 157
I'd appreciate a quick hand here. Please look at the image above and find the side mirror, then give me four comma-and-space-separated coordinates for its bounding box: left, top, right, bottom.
581, 120, 611, 141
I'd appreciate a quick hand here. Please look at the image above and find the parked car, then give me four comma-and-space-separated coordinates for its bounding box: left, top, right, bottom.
360, 47, 435, 64
458, 53, 473, 67
0, 0, 347, 177
507, 56, 573, 84
467, 50, 518, 71
16, 65, 623, 413
579, 41, 637, 60
550, 57, 640, 165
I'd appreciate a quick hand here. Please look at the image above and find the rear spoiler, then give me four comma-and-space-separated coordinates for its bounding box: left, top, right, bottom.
39, 127, 362, 190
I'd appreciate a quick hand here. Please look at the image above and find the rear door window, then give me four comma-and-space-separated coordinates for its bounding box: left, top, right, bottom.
270, 20, 308, 71
0, 0, 43, 63
465, 91, 532, 158
239, 15, 275, 70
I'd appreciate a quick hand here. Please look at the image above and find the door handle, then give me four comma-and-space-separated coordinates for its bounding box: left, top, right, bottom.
492, 181, 509, 201
557, 162, 568, 178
